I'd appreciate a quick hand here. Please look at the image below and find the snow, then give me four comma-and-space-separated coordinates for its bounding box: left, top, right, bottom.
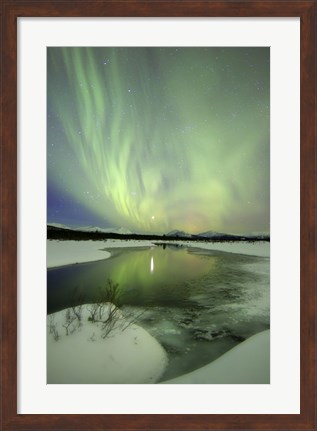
47, 240, 111, 268
174, 240, 270, 257
162, 330, 270, 384
47, 239, 155, 268
47, 305, 168, 384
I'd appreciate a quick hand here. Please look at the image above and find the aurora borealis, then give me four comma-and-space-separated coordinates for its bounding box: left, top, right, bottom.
47, 47, 269, 234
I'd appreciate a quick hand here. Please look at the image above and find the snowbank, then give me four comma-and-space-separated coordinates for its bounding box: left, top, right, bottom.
47, 305, 168, 384
47, 240, 109, 268
47, 239, 155, 268
47, 239, 269, 269
174, 240, 270, 257
162, 330, 270, 384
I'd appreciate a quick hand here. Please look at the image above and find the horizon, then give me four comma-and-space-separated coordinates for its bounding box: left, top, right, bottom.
48, 47, 270, 235
47, 221, 269, 237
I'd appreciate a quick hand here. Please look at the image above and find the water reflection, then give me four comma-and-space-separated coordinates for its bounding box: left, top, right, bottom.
150, 256, 154, 273
47, 245, 219, 312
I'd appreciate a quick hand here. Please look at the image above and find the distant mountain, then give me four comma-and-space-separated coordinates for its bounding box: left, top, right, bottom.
166, 230, 192, 238
164, 229, 270, 240
112, 227, 133, 235
197, 230, 231, 238
48, 224, 134, 235
241, 232, 270, 240
75, 226, 133, 235
75, 226, 109, 233
48, 223, 71, 230
47, 223, 269, 241
74, 226, 99, 232
196, 230, 269, 240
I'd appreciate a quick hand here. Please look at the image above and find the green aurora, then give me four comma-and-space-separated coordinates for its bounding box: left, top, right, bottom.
47, 47, 269, 234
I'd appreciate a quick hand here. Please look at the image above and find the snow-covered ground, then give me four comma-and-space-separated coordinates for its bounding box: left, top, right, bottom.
163, 330, 269, 384
47, 305, 168, 384
174, 240, 269, 257
47, 304, 270, 384
47, 239, 155, 268
47, 239, 269, 268
48, 303, 269, 384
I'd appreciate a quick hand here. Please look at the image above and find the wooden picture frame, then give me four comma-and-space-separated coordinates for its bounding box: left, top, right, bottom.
1, 1, 316, 429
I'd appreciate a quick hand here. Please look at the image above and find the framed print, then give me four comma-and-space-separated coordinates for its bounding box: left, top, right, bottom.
1, 1, 316, 430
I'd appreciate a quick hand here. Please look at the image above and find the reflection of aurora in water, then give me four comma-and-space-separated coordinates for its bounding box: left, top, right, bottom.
48, 47, 269, 234
47, 246, 267, 314
47, 246, 217, 311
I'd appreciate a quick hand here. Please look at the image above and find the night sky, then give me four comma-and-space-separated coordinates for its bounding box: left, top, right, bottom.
47, 47, 269, 234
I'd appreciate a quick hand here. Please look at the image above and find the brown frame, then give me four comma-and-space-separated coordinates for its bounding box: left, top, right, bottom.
1, 1, 316, 430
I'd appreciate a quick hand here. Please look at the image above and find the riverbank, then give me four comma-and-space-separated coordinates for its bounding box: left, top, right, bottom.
47, 239, 269, 268
47, 302, 269, 384
47, 304, 168, 384
162, 330, 270, 384
47, 239, 155, 268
